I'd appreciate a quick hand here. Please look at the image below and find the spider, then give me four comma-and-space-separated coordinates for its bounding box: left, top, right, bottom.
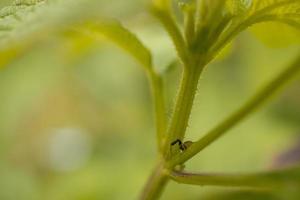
171, 139, 193, 151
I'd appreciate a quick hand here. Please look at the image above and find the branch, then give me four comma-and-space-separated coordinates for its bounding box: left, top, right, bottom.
151, 6, 190, 66
148, 70, 167, 152
139, 162, 169, 200
168, 54, 300, 167
169, 167, 300, 188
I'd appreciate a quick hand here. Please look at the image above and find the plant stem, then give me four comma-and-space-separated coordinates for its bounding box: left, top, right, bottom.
164, 64, 203, 156
169, 167, 300, 188
151, 6, 190, 65
139, 162, 169, 200
148, 70, 167, 152
182, 2, 196, 48
168, 54, 300, 167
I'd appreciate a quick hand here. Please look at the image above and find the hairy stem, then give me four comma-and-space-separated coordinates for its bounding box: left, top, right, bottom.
139, 163, 169, 200
168, 54, 300, 167
164, 64, 203, 157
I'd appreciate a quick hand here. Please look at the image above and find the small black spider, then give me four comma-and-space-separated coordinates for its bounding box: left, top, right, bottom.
171, 139, 193, 151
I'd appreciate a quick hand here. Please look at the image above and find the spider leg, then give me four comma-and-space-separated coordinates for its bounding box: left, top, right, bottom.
171, 139, 182, 146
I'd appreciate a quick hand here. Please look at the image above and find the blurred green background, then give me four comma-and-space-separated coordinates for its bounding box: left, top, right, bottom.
0, 0, 300, 199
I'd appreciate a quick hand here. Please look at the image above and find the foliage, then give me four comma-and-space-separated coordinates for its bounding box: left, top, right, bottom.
0, 0, 300, 200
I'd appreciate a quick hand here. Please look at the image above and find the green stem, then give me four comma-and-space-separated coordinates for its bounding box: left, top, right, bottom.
182, 2, 196, 48
148, 70, 167, 152
169, 167, 300, 188
151, 6, 190, 65
168, 54, 300, 167
164, 64, 203, 157
139, 163, 169, 200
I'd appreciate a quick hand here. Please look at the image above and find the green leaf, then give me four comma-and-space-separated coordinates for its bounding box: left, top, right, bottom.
245, 0, 300, 47
211, 0, 300, 54
246, 0, 300, 27
226, 0, 251, 16
0, 0, 153, 71
79, 19, 153, 71
0, 0, 48, 68
0, 0, 46, 35
13, 0, 45, 6
250, 21, 300, 48
0, 0, 70, 50
224, 0, 300, 28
